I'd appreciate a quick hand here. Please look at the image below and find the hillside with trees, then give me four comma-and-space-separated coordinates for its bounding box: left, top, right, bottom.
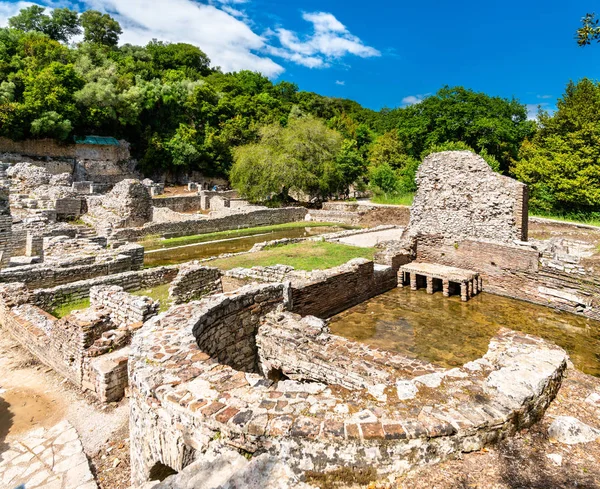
1, 6, 600, 218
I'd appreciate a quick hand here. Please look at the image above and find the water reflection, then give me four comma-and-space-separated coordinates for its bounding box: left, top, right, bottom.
144, 226, 343, 267
329, 287, 600, 377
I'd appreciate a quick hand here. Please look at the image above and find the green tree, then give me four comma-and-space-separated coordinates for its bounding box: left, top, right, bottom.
380, 86, 535, 172
230, 116, 344, 202
577, 13, 600, 46
80, 10, 122, 47
513, 78, 600, 213
369, 163, 398, 194
8, 6, 81, 43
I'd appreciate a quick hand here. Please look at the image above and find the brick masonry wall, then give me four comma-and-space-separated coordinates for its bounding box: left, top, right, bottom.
169, 264, 223, 305
0, 244, 144, 288
290, 259, 397, 318
111, 207, 308, 240
192, 284, 285, 373
416, 237, 600, 320
151, 195, 204, 213
90, 285, 159, 326
313, 203, 411, 227
32, 265, 178, 310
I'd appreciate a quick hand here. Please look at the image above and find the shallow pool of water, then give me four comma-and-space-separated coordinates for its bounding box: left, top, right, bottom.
144, 226, 345, 267
329, 287, 600, 377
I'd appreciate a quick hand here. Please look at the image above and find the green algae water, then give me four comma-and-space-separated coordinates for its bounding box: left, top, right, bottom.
144, 226, 346, 267
329, 287, 600, 377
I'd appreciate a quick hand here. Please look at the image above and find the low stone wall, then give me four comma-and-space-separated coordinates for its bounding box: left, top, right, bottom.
128, 286, 567, 485
311, 202, 410, 227
111, 207, 308, 241
168, 264, 223, 305
0, 243, 144, 288
415, 236, 600, 321
0, 282, 151, 403
192, 284, 285, 372
151, 195, 204, 213
90, 285, 159, 326
31, 265, 178, 310
289, 259, 397, 318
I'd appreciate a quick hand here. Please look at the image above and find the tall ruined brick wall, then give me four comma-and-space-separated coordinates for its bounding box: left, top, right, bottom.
32, 266, 178, 310
151, 195, 204, 213
168, 265, 222, 305
409, 151, 528, 243
192, 284, 285, 372
111, 207, 308, 241
290, 259, 397, 318
416, 237, 600, 320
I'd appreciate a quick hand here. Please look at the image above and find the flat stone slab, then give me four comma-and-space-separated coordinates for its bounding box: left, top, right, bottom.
400, 262, 479, 283
0, 420, 97, 489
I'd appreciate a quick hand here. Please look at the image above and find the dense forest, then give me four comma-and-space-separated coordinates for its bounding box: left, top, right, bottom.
1, 6, 600, 218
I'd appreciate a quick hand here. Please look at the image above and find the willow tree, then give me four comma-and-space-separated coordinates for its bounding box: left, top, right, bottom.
230, 116, 344, 202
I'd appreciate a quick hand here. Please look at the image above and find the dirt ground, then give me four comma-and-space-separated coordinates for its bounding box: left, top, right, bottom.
0, 331, 131, 489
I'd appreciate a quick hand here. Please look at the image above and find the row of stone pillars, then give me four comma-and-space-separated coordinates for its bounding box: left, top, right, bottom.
403, 272, 482, 302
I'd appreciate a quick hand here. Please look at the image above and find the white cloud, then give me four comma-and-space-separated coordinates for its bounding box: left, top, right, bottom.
401, 95, 425, 106
335, 80, 345, 86
0, 2, 380, 77
0, 1, 37, 27
269, 11, 380, 69
536, 94, 552, 99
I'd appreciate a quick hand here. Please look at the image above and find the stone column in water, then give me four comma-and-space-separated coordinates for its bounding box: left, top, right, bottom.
442, 279, 450, 297
426, 276, 434, 294
410, 273, 417, 291
460, 283, 468, 302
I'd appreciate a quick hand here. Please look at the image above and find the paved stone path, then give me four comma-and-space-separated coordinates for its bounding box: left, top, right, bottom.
0, 420, 97, 489
337, 227, 404, 247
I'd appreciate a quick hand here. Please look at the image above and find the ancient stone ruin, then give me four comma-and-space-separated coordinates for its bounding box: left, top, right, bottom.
0, 149, 597, 488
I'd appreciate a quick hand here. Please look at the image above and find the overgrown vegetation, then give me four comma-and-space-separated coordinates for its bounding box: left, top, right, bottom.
50, 297, 90, 318
132, 283, 171, 312
207, 241, 375, 271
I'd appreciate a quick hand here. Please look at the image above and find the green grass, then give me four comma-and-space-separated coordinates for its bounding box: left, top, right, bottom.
530, 211, 600, 227
370, 192, 414, 206
50, 298, 90, 318
207, 241, 375, 271
140, 222, 353, 250
132, 283, 172, 312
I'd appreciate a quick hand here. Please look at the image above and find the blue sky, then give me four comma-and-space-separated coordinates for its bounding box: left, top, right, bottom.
2, 0, 600, 116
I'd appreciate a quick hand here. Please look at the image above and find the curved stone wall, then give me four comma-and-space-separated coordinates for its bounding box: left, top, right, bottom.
129, 285, 567, 485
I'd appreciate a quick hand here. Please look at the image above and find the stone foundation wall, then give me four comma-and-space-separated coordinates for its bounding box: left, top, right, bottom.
128, 289, 567, 485
90, 285, 159, 326
192, 284, 285, 372
151, 195, 204, 213
111, 207, 307, 241
0, 244, 144, 288
31, 265, 178, 310
314, 202, 411, 227
168, 264, 222, 305
415, 237, 600, 320
289, 259, 397, 318
0, 283, 147, 402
